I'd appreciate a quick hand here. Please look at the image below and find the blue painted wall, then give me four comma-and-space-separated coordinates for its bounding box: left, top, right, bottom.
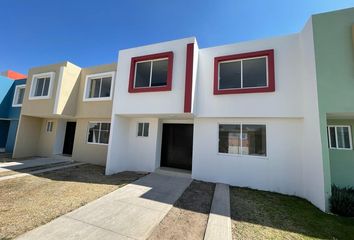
0, 78, 26, 152
0, 120, 10, 148
0, 76, 13, 103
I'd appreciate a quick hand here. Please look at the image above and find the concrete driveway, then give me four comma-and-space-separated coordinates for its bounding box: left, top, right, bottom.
16, 172, 192, 240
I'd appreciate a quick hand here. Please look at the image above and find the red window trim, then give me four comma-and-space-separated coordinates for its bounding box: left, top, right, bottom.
213, 49, 275, 95
128, 51, 174, 93
184, 43, 194, 113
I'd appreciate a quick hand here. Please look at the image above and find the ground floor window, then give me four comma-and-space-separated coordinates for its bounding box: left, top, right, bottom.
137, 122, 149, 137
87, 122, 111, 144
46, 121, 53, 132
327, 125, 352, 150
219, 124, 267, 156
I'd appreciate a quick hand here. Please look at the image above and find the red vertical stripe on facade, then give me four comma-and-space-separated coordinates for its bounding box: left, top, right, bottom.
184, 43, 194, 113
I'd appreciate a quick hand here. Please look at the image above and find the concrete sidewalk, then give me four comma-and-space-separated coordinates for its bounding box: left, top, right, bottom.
0, 156, 72, 172
16, 173, 192, 240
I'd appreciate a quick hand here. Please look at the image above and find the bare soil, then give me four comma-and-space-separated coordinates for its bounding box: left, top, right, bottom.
0, 164, 145, 240
148, 180, 215, 240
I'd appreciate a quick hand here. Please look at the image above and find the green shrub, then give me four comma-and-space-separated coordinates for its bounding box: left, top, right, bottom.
330, 185, 354, 217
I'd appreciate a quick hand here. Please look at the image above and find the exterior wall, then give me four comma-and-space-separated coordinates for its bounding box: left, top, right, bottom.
0, 120, 9, 148
327, 119, 354, 187
75, 63, 116, 119
13, 115, 42, 158
106, 116, 160, 173
196, 35, 303, 118
54, 63, 81, 116
312, 8, 354, 200
21, 63, 64, 117
0, 76, 13, 102
37, 118, 57, 156
299, 18, 327, 211
5, 120, 19, 152
193, 117, 304, 196
72, 118, 111, 166
114, 37, 196, 115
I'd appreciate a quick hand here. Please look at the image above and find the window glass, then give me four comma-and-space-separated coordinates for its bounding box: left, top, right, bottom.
89, 78, 101, 98
101, 77, 112, 97
151, 59, 168, 87
329, 127, 337, 148
42, 78, 50, 96
17, 88, 25, 104
337, 127, 351, 149
35, 78, 44, 96
143, 123, 149, 137
135, 62, 151, 88
243, 57, 267, 88
219, 124, 241, 154
46, 121, 53, 132
87, 122, 110, 144
242, 125, 267, 156
137, 123, 144, 136
219, 61, 241, 89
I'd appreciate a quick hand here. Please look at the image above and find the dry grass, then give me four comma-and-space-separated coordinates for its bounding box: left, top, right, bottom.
230, 187, 354, 240
0, 164, 145, 240
148, 180, 215, 240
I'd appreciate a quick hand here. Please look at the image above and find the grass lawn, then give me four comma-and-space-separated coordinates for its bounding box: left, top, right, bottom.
230, 187, 354, 240
0, 164, 145, 240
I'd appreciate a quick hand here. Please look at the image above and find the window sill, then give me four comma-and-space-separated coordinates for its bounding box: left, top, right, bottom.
12, 104, 22, 107
329, 148, 353, 151
29, 95, 51, 100
86, 142, 109, 146
128, 85, 172, 93
217, 152, 268, 159
83, 97, 112, 102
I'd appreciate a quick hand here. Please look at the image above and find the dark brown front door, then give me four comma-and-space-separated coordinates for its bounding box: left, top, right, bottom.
161, 124, 193, 170
63, 122, 76, 155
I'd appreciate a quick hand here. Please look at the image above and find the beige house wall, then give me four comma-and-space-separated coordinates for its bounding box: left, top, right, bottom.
37, 119, 58, 156
72, 118, 110, 166
55, 63, 81, 116
12, 115, 42, 158
75, 63, 116, 119
21, 63, 65, 117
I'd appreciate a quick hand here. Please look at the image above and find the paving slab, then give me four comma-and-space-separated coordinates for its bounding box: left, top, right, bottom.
0, 157, 72, 172
16, 172, 192, 240
204, 183, 232, 240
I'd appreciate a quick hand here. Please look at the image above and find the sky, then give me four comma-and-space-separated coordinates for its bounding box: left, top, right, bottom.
1, 0, 354, 75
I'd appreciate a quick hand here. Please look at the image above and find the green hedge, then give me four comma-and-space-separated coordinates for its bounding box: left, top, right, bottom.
330, 185, 354, 217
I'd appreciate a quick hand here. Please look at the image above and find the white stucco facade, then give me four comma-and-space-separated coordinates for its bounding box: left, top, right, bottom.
106, 24, 327, 211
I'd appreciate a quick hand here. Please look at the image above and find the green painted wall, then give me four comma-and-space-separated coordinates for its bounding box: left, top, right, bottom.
327, 119, 354, 187
312, 7, 354, 200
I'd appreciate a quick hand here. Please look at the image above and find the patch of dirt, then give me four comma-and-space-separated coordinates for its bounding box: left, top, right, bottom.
148, 180, 215, 240
0, 164, 145, 239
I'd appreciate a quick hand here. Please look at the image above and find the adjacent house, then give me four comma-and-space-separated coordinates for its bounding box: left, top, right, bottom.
0, 71, 27, 153
106, 7, 354, 212
13, 62, 116, 165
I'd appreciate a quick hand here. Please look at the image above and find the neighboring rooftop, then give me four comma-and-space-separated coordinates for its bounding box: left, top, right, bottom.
1, 70, 27, 80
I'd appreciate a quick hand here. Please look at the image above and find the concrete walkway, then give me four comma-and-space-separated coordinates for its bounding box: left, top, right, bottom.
0, 162, 85, 182
204, 183, 232, 240
0, 156, 72, 172
16, 173, 192, 240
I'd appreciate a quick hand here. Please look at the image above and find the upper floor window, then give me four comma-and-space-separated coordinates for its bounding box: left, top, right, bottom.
12, 84, 26, 107
29, 72, 55, 100
128, 52, 173, 93
328, 125, 352, 150
84, 72, 115, 101
214, 50, 275, 95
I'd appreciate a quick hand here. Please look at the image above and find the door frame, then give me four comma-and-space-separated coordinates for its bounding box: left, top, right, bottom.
62, 121, 77, 155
